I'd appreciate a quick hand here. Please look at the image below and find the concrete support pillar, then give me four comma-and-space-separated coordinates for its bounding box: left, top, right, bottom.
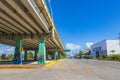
46, 51, 48, 60
54, 50, 58, 60
24, 50, 27, 61
60, 54, 62, 59
62, 55, 64, 59
34, 50, 37, 60
37, 38, 46, 64
13, 40, 22, 64
52, 53, 54, 59
58, 53, 60, 59
61, 54, 63, 59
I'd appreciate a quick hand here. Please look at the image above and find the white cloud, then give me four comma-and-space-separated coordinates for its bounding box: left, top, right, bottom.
65, 43, 81, 56
86, 42, 93, 48
65, 43, 81, 50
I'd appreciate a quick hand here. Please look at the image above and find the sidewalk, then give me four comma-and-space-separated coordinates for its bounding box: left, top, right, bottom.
0, 59, 64, 69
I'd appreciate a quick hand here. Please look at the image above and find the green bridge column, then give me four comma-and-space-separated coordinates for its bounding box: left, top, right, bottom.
13, 40, 22, 64
54, 50, 58, 60
60, 54, 62, 59
46, 51, 48, 60
37, 39, 46, 64
24, 50, 27, 61
62, 55, 65, 59
34, 50, 37, 60
58, 53, 60, 59
60, 54, 63, 59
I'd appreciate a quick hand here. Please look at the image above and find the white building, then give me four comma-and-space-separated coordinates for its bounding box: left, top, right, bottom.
91, 40, 120, 58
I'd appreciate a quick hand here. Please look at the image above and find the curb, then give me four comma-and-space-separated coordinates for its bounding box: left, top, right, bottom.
45, 59, 63, 67
0, 65, 44, 69
0, 59, 64, 69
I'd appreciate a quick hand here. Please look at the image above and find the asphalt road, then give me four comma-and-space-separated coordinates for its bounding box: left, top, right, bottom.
0, 59, 120, 80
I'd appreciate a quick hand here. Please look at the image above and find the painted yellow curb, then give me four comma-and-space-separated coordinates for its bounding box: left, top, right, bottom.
45, 59, 63, 67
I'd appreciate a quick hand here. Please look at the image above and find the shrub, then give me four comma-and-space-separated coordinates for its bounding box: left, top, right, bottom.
109, 54, 120, 61
85, 55, 92, 59
101, 54, 108, 59
27, 52, 34, 60
98, 57, 103, 60
7, 54, 14, 60
98, 54, 108, 60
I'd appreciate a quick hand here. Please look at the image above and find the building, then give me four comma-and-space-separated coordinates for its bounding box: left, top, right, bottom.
91, 40, 120, 58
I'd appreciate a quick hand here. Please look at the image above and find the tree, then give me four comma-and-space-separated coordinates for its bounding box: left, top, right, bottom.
85, 49, 92, 59
63, 53, 67, 58
86, 50, 91, 55
27, 52, 34, 60
110, 50, 115, 54
7, 54, 14, 60
79, 51, 83, 58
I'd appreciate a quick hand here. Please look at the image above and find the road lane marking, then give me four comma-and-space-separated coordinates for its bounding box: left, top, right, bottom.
59, 66, 66, 70
71, 66, 78, 70
45, 59, 63, 67
97, 66, 106, 70
47, 66, 55, 70
83, 65, 92, 71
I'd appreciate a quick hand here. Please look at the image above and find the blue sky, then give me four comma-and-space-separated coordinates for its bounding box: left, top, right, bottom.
0, 0, 120, 55
48, 0, 120, 50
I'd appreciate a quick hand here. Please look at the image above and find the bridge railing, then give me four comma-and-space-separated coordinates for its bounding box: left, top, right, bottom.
28, 0, 50, 32
35, 0, 64, 50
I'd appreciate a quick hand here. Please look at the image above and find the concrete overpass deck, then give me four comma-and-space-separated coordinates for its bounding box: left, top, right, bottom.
0, 0, 65, 64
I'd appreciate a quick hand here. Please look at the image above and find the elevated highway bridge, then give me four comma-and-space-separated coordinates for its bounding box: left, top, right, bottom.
0, 0, 65, 64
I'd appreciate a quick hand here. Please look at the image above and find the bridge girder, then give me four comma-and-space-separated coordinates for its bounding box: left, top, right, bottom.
0, 0, 64, 54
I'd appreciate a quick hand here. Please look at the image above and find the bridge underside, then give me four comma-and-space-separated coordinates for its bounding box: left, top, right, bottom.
0, 0, 65, 64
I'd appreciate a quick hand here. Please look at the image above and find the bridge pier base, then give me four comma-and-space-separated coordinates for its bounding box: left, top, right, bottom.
46, 51, 48, 60
37, 39, 46, 64
24, 50, 27, 61
13, 40, 22, 64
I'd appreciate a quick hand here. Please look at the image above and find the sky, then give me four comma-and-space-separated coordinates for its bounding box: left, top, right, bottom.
48, 0, 120, 54
0, 0, 120, 55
